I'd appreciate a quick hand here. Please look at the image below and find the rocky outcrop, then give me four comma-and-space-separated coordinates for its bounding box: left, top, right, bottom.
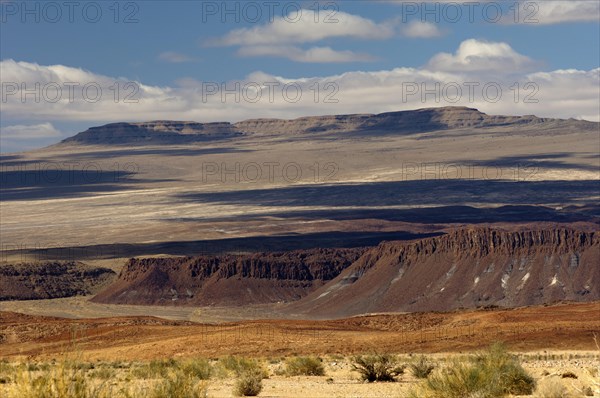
92, 248, 366, 305
289, 228, 600, 317
0, 262, 116, 300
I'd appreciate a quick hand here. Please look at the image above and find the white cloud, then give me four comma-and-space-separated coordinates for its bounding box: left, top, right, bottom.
426, 39, 536, 73
158, 51, 194, 63
402, 20, 443, 38
511, 1, 600, 25
205, 9, 395, 46
1, 39, 598, 137
237, 46, 376, 63
1, 123, 62, 139
0, 122, 64, 153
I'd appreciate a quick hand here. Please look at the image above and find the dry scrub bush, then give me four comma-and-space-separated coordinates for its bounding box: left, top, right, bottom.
145, 369, 208, 398
234, 368, 264, 397
351, 354, 405, 382
410, 355, 435, 379
284, 356, 325, 376
219, 356, 267, 378
409, 343, 535, 398
7, 359, 112, 398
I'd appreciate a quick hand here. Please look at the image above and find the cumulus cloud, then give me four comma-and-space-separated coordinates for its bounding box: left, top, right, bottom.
426, 39, 537, 73
1, 123, 62, 139
386, 1, 600, 25
0, 122, 64, 152
511, 1, 600, 24
205, 9, 395, 46
401, 21, 444, 38
158, 51, 194, 63
237, 46, 376, 63
1, 39, 598, 139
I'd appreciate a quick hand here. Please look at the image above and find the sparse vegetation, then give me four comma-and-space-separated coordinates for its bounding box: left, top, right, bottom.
351, 354, 405, 382
284, 356, 325, 376
234, 368, 264, 397
219, 356, 266, 378
409, 343, 535, 397
8, 359, 112, 398
146, 368, 208, 398
409, 355, 435, 379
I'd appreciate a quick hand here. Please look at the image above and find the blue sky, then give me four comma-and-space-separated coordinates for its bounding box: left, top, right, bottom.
1, 1, 599, 152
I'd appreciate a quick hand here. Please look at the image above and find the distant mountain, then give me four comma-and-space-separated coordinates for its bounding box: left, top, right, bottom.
57, 107, 598, 146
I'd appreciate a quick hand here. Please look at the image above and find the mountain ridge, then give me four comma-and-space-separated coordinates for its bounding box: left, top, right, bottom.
58, 106, 599, 146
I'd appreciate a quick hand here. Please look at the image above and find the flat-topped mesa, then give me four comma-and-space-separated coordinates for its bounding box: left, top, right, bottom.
58, 107, 598, 146
60, 120, 243, 145
289, 227, 600, 317
92, 247, 366, 306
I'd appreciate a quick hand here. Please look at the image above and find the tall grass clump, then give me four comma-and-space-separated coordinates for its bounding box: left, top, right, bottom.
409, 355, 435, 379
8, 359, 112, 398
284, 356, 325, 376
410, 343, 535, 398
146, 368, 208, 398
219, 356, 267, 378
233, 368, 263, 397
351, 354, 405, 382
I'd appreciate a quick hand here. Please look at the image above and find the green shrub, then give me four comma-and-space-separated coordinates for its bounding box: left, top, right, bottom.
219, 356, 267, 378
179, 358, 212, 380
147, 369, 208, 398
410, 356, 435, 379
351, 354, 405, 382
89, 366, 116, 380
284, 356, 325, 376
409, 343, 535, 398
234, 368, 263, 396
9, 360, 112, 398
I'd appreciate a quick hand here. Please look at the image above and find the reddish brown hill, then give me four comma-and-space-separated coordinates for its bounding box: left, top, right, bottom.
92, 248, 366, 305
0, 262, 116, 300
289, 228, 600, 317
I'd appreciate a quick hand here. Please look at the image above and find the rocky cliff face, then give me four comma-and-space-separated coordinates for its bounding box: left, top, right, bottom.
58, 107, 598, 145
289, 228, 600, 317
0, 262, 116, 300
92, 228, 599, 314
92, 248, 366, 305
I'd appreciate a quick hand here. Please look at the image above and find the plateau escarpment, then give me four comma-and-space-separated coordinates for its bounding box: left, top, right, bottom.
91, 228, 600, 316
92, 248, 366, 305
291, 228, 600, 317
56, 107, 598, 146
0, 262, 116, 300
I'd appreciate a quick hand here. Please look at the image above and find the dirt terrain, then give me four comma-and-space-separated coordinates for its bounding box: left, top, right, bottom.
1, 302, 599, 360
1, 107, 598, 260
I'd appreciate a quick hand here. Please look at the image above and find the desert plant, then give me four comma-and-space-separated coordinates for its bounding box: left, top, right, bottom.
410, 355, 435, 379
146, 368, 208, 398
351, 354, 405, 382
234, 368, 263, 397
409, 343, 535, 398
179, 358, 213, 380
219, 356, 267, 378
9, 359, 112, 398
284, 356, 325, 376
